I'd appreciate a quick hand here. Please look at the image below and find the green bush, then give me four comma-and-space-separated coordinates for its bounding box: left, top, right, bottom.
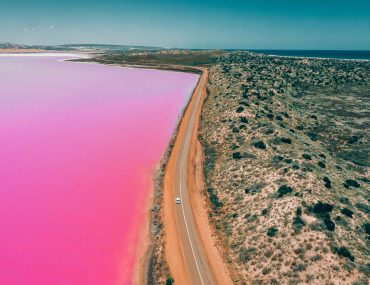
245, 182, 265, 195
317, 161, 326, 168
281, 137, 292, 144
232, 152, 242, 160
312, 202, 333, 214
302, 153, 312, 160
323, 177, 332, 189
277, 185, 293, 198
240, 116, 248, 123
254, 140, 267, 149
209, 192, 223, 210
334, 246, 354, 261
343, 179, 360, 188
340, 208, 353, 218
292, 207, 305, 232
306, 131, 318, 141
203, 142, 217, 178
324, 218, 335, 231
356, 203, 370, 214
166, 277, 175, 285
363, 223, 370, 235
267, 227, 278, 237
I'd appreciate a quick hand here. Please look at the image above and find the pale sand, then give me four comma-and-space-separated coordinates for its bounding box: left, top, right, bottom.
0, 48, 48, 53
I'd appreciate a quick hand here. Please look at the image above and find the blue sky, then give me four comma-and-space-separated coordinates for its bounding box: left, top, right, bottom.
0, 0, 369, 49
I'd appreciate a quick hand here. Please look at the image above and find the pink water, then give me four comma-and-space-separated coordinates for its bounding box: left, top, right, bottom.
0, 55, 199, 285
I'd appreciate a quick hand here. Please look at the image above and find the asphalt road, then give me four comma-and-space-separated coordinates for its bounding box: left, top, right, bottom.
173, 71, 216, 285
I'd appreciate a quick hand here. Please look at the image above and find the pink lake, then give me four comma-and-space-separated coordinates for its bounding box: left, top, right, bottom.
0, 55, 199, 285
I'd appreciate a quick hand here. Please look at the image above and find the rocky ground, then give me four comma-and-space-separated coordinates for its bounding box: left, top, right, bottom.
198, 52, 370, 284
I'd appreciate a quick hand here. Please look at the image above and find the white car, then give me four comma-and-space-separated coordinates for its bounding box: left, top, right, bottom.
175, 197, 181, 204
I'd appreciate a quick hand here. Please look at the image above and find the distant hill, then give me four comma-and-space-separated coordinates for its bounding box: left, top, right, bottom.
0, 42, 32, 49
0, 42, 163, 52
59, 43, 163, 51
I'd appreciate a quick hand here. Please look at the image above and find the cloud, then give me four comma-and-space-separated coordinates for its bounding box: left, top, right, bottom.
49, 25, 55, 30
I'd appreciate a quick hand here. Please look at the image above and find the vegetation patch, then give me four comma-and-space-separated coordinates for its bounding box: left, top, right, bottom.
276, 185, 293, 198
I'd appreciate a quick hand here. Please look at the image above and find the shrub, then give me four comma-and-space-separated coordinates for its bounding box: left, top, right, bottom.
339, 196, 350, 204
323, 177, 332, 189
306, 131, 318, 141
267, 227, 278, 237
203, 142, 217, 178
240, 116, 248, 123
356, 203, 370, 214
277, 185, 293, 198
292, 263, 307, 272
254, 140, 266, 149
312, 202, 333, 214
302, 153, 312, 160
236, 106, 244, 113
264, 127, 275, 135
340, 208, 353, 218
232, 152, 242, 160
272, 155, 284, 164
319, 153, 326, 159
334, 246, 354, 261
210, 193, 223, 210
166, 277, 175, 285
207, 188, 223, 211
281, 137, 292, 144
245, 182, 265, 195
347, 135, 359, 144
261, 208, 269, 216
276, 115, 283, 121
292, 207, 305, 232
363, 223, 370, 235
324, 218, 335, 231
239, 247, 256, 263
343, 179, 360, 188
317, 161, 326, 168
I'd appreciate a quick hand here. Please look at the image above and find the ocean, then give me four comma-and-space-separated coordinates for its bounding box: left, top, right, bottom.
249, 50, 370, 61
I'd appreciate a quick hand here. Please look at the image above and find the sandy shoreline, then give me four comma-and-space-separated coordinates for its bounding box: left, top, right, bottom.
161, 67, 233, 284
0, 48, 49, 53
131, 65, 203, 284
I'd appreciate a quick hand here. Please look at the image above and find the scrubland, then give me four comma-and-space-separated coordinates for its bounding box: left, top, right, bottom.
199, 52, 369, 284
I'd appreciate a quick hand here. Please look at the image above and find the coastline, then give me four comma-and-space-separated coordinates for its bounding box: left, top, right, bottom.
0, 48, 48, 53
253, 52, 370, 62
131, 64, 203, 284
